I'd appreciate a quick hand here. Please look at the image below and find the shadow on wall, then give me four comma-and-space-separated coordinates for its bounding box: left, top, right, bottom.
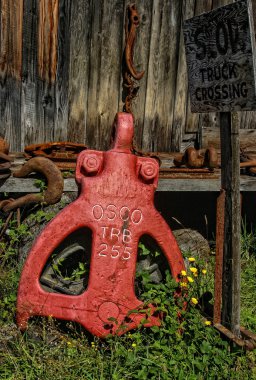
154, 192, 256, 240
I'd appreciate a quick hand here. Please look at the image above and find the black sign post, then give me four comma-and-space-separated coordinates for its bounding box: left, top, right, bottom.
183, 0, 256, 336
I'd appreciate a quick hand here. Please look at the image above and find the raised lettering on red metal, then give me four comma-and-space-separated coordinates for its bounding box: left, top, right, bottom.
17, 113, 185, 337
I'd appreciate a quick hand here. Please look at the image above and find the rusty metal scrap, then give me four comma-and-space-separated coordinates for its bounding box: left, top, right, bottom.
125, 4, 144, 80
0, 137, 9, 154
0, 157, 63, 213
24, 142, 87, 170
0, 145, 12, 180
240, 150, 256, 175
214, 189, 225, 325
123, 3, 144, 114
214, 323, 256, 350
174, 147, 218, 170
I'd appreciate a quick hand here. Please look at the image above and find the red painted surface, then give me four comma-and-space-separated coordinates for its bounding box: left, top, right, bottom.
16, 113, 185, 337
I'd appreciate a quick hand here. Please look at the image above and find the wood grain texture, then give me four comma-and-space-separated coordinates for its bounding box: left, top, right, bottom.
0, 0, 23, 80
67, 0, 91, 144
202, 126, 256, 152
36, 1, 59, 145
53, 0, 71, 141
124, 0, 152, 149
21, 0, 37, 149
38, 0, 59, 84
171, 0, 194, 149
220, 112, 241, 335
1, 0, 256, 153
86, 0, 124, 150
143, 0, 182, 151
0, 0, 23, 150
3, 175, 256, 193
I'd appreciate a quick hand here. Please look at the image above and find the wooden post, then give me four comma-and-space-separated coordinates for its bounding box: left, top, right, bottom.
183, 0, 256, 337
220, 112, 241, 336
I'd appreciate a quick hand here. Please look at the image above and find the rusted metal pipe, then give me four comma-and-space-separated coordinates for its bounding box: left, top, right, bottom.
214, 189, 225, 325
214, 323, 256, 350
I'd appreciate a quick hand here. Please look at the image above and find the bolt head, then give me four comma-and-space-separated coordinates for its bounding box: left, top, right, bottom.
140, 161, 158, 181
83, 155, 101, 174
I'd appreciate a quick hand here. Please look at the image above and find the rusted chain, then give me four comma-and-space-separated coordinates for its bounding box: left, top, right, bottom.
123, 3, 144, 114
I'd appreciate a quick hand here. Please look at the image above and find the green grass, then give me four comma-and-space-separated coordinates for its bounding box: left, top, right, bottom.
0, 211, 255, 379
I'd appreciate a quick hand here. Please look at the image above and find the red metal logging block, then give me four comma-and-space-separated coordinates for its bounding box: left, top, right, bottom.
16, 113, 185, 337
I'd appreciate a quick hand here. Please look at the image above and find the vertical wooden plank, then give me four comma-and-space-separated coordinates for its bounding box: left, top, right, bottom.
21, 0, 38, 149
238, 111, 256, 130
143, 0, 182, 151
86, 0, 124, 150
67, 0, 91, 144
0, 0, 23, 151
54, 0, 71, 141
0, 0, 8, 79
36, 0, 59, 143
220, 112, 241, 336
38, 0, 59, 84
8, 1, 23, 79
171, 0, 195, 151
0, 0, 9, 142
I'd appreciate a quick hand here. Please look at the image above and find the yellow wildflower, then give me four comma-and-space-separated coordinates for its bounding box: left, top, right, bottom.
190, 267, 198, 274
180, 282, 187, 288
188, 257, 195, 262
202, 269, 207, 275
132, 343, 137, 348
67, 341, 72, 345
204, 320, 211, 326
181, 270, 187, 276
187, 276, 194, 283
191, 297, 198, 305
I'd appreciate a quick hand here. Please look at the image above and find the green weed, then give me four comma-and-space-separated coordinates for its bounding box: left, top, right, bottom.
0, 213, 255, 379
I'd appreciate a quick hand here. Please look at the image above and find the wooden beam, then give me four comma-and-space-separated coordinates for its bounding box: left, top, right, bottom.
220, 112, 241, 336
1, 174, 256, 193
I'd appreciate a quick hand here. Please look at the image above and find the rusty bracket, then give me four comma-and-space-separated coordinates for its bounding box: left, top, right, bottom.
0, 157, 64, 213
123, 3, 144, 114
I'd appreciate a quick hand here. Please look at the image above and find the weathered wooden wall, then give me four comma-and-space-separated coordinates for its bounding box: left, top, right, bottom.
1, 0, 255, 152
